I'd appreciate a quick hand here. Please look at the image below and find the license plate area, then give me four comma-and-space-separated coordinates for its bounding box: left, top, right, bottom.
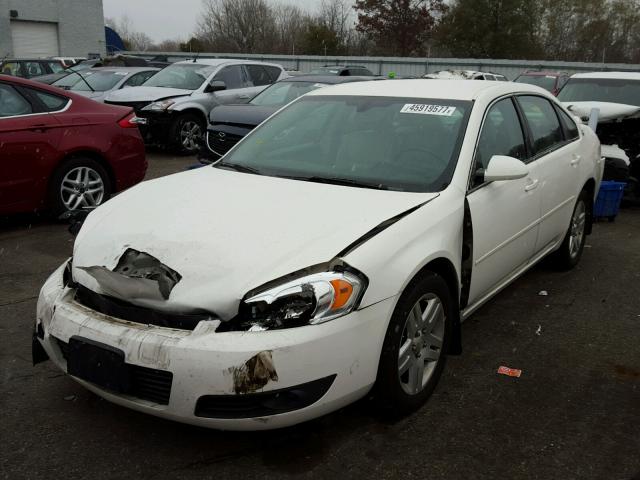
67, 336, 131, 393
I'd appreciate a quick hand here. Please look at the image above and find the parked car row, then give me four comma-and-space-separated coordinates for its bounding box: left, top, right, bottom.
32, 78, 603, 431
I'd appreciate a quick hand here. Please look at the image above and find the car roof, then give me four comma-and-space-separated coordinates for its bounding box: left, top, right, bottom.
520, 71, 566, 76
570, 71, 640, 80
306, 78, 548, 101
280, 75, 374, 84
88, 67, 160, 74
174, 59, 281, 68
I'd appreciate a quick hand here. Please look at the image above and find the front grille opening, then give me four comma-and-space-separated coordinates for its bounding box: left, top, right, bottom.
207, 130, 239, 155
195, 375, 336, 419
55, 337, 173, 405
74, 285, 213, 331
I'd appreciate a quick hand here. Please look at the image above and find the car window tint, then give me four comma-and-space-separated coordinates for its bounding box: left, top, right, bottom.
518, 95, 563, 155
27, 88, 69, 111
48, 62, 65, 73
213, 65, 245, 89
473, 98, 526, 188
0, 84, 33, 117
24, 62, 45, 77
246, 65, 272, 86
1, 62, 21, 76
558, 108, 579, 141
263, 66, 282, 82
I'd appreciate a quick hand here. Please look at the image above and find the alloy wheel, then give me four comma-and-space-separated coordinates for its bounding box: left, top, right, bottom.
569, 200, 586, 258
60, 166, 105, 211
180, 120, 202, 152
398, 293, 446, 395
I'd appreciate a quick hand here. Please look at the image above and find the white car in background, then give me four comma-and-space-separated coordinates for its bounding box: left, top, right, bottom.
104, 59, 287, 154
34, 79, 602, 430
424, 70, 507, 81
558, 71, 640, 200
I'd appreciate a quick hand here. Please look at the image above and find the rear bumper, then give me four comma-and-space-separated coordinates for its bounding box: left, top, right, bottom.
35, 262, 396, 430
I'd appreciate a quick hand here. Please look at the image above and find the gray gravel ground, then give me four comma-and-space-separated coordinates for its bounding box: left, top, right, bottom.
1, 152, 639, 479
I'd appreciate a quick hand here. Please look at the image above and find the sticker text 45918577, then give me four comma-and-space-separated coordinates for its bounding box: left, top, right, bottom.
400, 104, 457, 116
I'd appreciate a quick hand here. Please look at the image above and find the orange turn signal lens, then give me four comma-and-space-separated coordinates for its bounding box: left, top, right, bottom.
329, 279, 353, 310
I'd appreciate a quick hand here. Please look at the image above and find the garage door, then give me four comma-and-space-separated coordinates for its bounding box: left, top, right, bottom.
10, 21, 60, 57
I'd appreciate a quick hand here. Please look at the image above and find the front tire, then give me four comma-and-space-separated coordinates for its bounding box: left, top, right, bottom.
49, 157, 111, 217
170, 113, 204, 155
553, 189, 589, 270
374, 272, 452, 416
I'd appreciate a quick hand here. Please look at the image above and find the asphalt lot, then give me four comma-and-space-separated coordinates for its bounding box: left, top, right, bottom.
1, 151, 639, 480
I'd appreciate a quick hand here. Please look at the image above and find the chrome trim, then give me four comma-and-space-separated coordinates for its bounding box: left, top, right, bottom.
0, 98, 73, 120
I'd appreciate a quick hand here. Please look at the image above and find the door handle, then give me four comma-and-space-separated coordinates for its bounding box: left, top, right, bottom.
236, 94, 250, 99
570, 154, 582, 166
524, 179, 539, 192
28, 124, 49, 132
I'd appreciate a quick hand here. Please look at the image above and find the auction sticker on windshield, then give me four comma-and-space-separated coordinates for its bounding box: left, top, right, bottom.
400, 104, 456, 116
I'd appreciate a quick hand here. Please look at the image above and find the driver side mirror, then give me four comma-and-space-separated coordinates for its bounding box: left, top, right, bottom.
484, 155, 528, 182
205, 81, 226, 93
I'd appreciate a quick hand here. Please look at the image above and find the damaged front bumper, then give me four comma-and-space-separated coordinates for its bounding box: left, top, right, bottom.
35, 262, 396, 430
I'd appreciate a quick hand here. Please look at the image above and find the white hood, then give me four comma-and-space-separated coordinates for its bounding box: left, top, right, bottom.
104, 86, 193, 103
563, 101, 640, 123
72, 167, 436, 320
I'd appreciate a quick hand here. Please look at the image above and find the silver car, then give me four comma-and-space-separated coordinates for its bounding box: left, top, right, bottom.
52, 67, 160, 102
103, 59, 286, 153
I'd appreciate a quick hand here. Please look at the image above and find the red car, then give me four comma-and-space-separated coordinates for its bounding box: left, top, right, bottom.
0, 75, 147, 216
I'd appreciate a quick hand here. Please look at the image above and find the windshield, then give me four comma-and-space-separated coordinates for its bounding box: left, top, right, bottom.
558, 78, 640, 106
69, 71, 126, 92
143, 64, 216, 90
515, 75, 557, 92
218, 96, 471, 192
250, 81, 327, 107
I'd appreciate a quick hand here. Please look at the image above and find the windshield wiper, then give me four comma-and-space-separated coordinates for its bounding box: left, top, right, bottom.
215, 162, 262, 175
291, 176, 389, 190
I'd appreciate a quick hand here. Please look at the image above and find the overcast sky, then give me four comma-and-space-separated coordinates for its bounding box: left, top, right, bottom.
103, 0, 326, 42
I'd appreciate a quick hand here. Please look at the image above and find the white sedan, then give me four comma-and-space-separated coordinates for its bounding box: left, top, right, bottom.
34, 79, 603, 430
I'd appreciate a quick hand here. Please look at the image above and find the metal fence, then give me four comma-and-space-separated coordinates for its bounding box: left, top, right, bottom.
128, 51, 639, 80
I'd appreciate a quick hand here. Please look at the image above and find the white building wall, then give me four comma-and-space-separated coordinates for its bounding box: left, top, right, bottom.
0, 0, 105, 58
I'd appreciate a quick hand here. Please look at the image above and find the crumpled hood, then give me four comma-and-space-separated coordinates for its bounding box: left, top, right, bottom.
563, 101, 640, 123
73, 167, 436, 320
104, 86, 193, 103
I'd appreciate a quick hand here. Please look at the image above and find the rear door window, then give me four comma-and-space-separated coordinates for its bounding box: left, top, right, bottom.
517, 95, 564, 156
26, 88, 69, 112
245, 65, 272, 86
0, 84, 33, 117
24, 62, 45, 78
263, 66, 282, 81
47, 61, 65, 73
213, 65, 245, 90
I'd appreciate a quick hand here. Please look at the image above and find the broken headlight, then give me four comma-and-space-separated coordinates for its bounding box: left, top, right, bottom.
238, 271, 366, 330
142, 99, 175, 112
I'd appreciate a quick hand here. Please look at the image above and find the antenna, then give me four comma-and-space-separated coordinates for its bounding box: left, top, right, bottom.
63, 65, 95, 92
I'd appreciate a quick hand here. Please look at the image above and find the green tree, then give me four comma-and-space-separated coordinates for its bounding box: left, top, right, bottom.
354, 0, 446, 56
436, 0, 543, 59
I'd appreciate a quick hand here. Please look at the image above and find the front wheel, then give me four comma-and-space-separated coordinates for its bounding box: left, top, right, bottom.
374, 272, 452, 416
170, 113, 204, 155
552, 189, 589, 270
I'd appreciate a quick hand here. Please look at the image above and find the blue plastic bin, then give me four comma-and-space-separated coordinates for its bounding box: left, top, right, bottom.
594, 181, 625, 221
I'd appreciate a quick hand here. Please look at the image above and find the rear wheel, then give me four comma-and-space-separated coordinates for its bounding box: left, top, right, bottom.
374, 272, 452, 416
49, 157, 111, 217
170, 113, 204, 154
552, 189, 589, 270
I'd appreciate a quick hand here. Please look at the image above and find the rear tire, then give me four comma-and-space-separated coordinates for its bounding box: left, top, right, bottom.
49, 157, 111, 217
374, 272, 452, 417
552, 189, 589, 270
170, 113, 204, 155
